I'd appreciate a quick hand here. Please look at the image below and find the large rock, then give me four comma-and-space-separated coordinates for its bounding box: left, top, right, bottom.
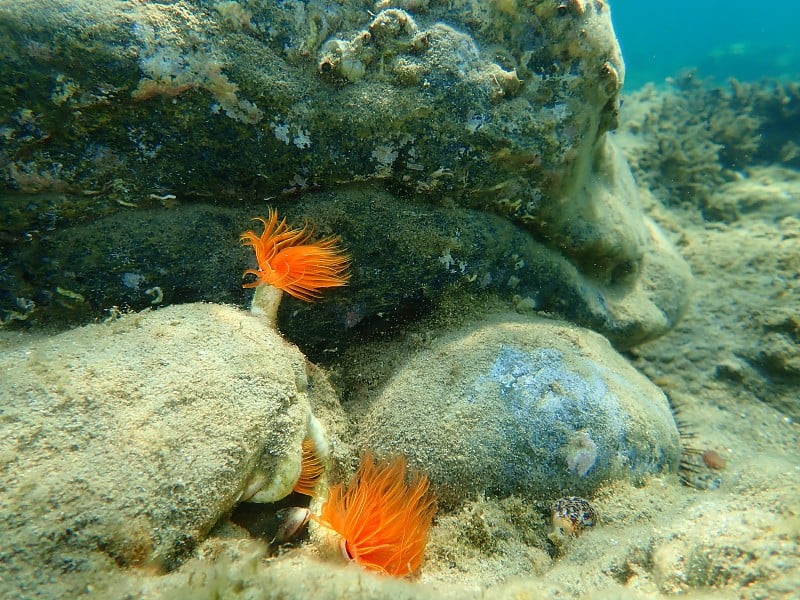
358, 313, 681, 507
0, 0, 625, 213
0, 0, 691, 349
0, 303, 336, 598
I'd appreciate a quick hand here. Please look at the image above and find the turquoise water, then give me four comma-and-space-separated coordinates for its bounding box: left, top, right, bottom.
611, 0, 800, 89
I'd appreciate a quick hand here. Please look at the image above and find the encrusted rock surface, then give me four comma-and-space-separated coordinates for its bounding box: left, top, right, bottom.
0, 0, 691, 349
1, 0, 625, 212
0, 303, 338, 597
358, 312, 681, 507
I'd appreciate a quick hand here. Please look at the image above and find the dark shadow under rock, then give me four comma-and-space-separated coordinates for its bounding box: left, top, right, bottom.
1, 184, 690, 360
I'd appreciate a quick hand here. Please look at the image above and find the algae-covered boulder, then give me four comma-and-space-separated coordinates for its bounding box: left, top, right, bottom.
0, 303, 336, 597
0, 0, 691, 349
359, 313, 681, 507
0, 0, 625, 213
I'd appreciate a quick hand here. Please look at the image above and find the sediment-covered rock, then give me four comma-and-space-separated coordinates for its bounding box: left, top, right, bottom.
0, 303, 338, 597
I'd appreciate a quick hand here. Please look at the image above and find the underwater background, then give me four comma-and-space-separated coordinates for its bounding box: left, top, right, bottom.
613, 0, 800, 89
1, 1, 799, 598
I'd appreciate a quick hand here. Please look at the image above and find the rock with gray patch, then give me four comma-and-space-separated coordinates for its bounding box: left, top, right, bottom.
359, 313, 681, 507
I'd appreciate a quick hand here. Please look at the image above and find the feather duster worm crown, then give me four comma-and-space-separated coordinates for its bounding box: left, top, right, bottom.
240, 209, 350, 301
293, 437, 326, 497
316, 451, 436, 578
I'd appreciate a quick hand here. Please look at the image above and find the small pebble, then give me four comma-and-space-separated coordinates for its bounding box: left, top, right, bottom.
702, 449, 726, 470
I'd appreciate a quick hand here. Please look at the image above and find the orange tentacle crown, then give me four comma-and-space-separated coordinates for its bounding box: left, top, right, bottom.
240, 209, 350, 301
315, 451, 437, 578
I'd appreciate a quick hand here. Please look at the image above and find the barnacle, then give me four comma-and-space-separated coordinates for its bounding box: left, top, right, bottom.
314, 451, 436, 578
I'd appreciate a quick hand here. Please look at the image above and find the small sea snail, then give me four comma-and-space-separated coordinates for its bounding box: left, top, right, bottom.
547, 496, 597, 545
